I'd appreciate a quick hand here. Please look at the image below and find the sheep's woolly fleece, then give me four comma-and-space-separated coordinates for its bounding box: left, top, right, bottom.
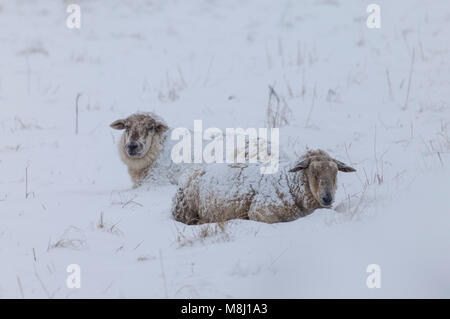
172, 150, 342, 224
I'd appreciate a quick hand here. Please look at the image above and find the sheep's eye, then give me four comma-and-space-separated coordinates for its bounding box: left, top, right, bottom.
148, 125, 155, 131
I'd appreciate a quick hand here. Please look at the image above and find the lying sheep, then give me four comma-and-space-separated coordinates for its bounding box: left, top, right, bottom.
110, 112, 275, 188
172, 149, 356, 224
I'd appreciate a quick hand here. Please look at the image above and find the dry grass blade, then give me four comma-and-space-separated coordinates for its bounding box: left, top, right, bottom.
175, 221, 231, 247
159, 250, 168, 299
266, 85, 292, 128
402, 48, 415, 110
17, 276, 25, 299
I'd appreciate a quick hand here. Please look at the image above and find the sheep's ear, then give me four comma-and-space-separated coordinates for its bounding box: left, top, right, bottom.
334, 160, 356, 172
155, 122, 168, 133
289, 159, 310, 172
110, 119, 126, 130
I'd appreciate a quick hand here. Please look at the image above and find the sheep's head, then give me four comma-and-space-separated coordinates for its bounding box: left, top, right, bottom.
289, 151, 356, 208
110, 113, 168, 159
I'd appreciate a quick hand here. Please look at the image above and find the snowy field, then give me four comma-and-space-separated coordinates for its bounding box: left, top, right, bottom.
0, 0, 449, 298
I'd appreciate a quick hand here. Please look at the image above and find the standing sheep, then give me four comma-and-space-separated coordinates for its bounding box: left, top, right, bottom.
172, 150, 356, 224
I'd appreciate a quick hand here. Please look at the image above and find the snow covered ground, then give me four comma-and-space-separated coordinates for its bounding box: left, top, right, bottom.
0, 0, 449, 298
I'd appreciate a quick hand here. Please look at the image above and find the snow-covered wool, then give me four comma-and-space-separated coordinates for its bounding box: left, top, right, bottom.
172, 150, 356, 224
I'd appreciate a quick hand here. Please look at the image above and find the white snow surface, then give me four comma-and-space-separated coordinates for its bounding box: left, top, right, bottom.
0, 0, 449, 298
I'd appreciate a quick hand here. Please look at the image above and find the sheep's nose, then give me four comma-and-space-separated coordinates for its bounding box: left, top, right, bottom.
322, 193, 332, 205
127, 143, 139, 153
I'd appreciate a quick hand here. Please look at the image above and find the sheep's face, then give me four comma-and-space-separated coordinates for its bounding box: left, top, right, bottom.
110, 113, 168, 159
306, 161, 338, 207
289, 153, 356, 208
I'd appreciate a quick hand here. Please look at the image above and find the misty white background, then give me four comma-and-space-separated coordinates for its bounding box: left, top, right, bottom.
0, 0, 449, 298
